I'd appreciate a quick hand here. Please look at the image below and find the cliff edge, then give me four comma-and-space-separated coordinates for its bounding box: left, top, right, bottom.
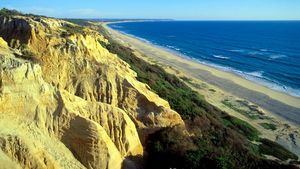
0, 11, 183, 169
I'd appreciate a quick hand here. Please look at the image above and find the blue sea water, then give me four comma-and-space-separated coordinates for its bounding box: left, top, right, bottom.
109, 21, 300, 97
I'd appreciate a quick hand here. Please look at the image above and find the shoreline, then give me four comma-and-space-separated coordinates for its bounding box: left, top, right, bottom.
101, 22, 300, 156
107, 22, 300, 99
103, 23, 300, 122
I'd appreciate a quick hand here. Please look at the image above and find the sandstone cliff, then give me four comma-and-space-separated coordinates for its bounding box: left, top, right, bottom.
0, 13, 184, 169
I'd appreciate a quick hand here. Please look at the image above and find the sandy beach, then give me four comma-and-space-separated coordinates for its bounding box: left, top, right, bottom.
104, 23, 300, 123
101, 22, 300, 157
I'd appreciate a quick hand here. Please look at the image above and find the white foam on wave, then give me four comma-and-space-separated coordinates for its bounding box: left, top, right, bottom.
269, 54, 287, 60
229, 48, 288, 60
238, 71, 300, 98
189, 57, 300, 98
166, 45, 181, 51
111, 25, 124, 29
229, 49, 246, 53
260, 49, 269, 52
183, 55, 298, 98
212, 55, 230, 59
248, 51, 264, 55
246, 71, 264, 78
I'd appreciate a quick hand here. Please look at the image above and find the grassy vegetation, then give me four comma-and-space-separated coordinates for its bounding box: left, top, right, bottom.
63, 19, 91, 26
0, 8, 48, 18
0, 9, 84, 38
259, 138, 298, 161
61, 23, 85, 37
222, 99, 263, 120
222, 115, 260, 141
0, 8, 22, 16
179, 76, 193, 83
259, 123, 277, 131
97, 24, 299, 169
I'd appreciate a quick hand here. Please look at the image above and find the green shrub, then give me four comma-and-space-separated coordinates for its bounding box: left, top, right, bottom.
222, 99, 260, 119
259, 138, 298, 161
63, 19, 91, 26
222, 115, 260, 141
0, 8, 22, 16
259, 123, 277, 131
0, 8, 47, 18
61, 24, 85, 37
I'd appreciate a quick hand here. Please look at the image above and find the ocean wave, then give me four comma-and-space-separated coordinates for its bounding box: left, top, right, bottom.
228, 49, 245, 53
246, 71, 264, 78
248, 51, 264, 55
111, 25, 124, 29
260, 49, 269, 52
229, 49, 288, 61
238, 71, 300, 98
269, 54, 287, 60
231, 48, 289, 61
156, 46, 300, 98
166, 45, 181, 51
188, 57, 300, 98
212, 55, 230, 59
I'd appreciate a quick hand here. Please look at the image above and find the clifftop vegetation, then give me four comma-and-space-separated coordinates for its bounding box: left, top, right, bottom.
0, 8, 47, 18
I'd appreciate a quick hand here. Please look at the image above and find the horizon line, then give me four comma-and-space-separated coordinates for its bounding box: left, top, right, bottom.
60, 17, 300, 22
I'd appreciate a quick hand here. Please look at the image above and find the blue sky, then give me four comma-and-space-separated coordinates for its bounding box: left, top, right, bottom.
1, 0, 300, 20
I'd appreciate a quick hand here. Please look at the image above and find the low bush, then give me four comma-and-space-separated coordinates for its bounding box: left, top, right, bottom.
259, 123, 277, 131
0, 8, 47, 18
222, 115, 260, 141
259, 138, 298, 161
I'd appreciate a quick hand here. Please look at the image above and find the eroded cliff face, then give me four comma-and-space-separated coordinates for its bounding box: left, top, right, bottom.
0, 14, 184, 169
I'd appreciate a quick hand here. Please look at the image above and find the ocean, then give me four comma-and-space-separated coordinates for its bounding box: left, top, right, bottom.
109, 21, 300, 97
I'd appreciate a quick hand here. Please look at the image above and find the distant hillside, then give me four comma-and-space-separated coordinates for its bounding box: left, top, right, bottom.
63, 18, 174, 27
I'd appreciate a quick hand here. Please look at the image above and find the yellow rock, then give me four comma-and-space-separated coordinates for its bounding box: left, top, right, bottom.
0, 13, 184, 169
0, 37, 8, 49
